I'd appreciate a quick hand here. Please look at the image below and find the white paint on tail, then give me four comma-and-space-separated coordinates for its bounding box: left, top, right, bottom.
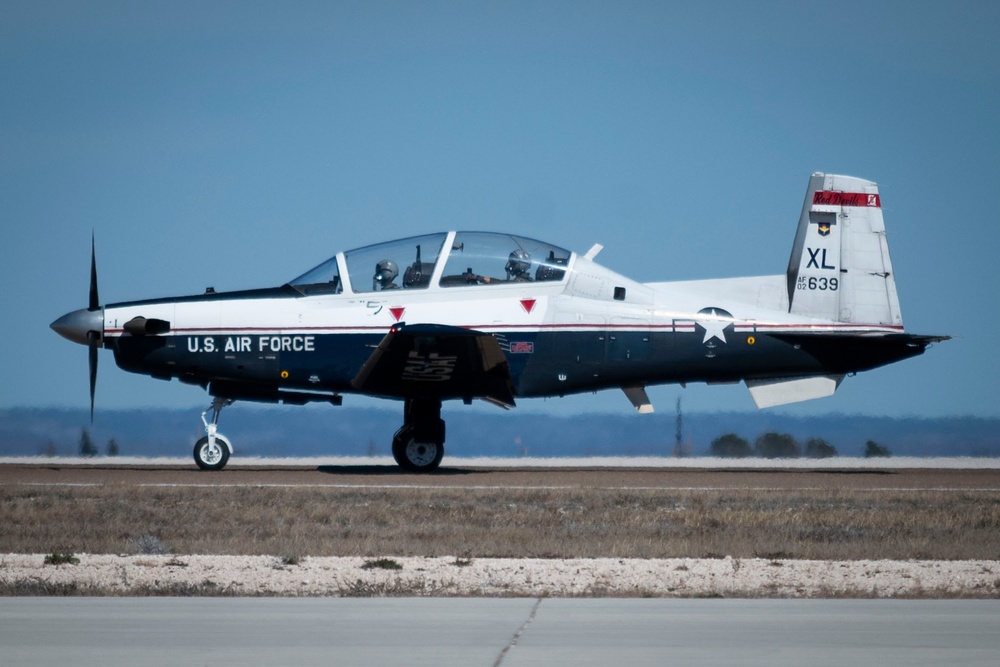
787, 173, 902, 326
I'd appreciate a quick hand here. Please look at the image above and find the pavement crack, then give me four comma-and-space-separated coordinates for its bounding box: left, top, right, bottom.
492, 597, 543, 667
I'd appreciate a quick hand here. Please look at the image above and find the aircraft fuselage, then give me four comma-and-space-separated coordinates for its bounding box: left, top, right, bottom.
102, 257, 922, 404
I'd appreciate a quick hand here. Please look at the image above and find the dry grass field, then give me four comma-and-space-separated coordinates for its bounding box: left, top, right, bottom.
4, 483, 999, 561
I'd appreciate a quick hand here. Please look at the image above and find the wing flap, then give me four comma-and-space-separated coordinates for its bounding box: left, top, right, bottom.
352, 324, 516, 407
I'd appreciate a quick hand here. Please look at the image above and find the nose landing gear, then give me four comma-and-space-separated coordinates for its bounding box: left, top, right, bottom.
193, 397, 233, 471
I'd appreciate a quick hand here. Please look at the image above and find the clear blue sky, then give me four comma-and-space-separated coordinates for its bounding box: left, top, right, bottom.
2, 1, 997, 418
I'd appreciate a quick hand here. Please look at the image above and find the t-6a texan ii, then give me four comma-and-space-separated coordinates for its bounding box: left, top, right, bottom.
52, 173, 948, 471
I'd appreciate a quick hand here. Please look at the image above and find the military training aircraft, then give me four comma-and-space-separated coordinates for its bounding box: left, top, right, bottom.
52, 173, 947, 471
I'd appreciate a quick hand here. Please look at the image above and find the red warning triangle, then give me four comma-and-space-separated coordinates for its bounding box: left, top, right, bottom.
389, 307, 405, 322
520, 299, 536, 314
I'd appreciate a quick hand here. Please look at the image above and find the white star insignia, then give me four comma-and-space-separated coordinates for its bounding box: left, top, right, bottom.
696, 309, 729, 344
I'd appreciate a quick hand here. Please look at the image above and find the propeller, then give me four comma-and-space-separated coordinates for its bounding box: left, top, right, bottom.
86, 234, 100, 422
50, 234, 103, 422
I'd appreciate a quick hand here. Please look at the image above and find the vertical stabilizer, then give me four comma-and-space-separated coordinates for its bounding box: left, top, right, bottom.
786, 173, 902, 326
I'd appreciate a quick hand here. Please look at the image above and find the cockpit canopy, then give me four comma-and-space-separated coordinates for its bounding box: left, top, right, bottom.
289, 232, 572, 295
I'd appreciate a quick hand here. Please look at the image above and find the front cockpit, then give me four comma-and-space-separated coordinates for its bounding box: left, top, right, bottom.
288, 232, 572, 296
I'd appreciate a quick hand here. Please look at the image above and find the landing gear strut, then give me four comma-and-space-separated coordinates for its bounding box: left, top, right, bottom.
193, 397, 233, 471
391, 398, 445, 472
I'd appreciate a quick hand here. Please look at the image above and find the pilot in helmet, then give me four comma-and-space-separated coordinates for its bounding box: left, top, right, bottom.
505, 249, 532, 282
373, 259, 398, 290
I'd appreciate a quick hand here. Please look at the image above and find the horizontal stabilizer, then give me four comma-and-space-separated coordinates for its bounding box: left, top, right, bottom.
770, 332, 948, 375
745, 375, 844, 409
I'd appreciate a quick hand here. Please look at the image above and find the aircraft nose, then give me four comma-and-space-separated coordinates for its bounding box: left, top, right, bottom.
50, 308, 103, 346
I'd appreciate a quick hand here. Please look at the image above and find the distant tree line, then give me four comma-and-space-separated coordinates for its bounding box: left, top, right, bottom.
709, 432, 891, 459
68, 425, 892, 459
75, 427, 120, 458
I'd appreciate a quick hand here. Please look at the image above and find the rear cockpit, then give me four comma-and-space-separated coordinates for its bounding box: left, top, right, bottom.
288, 232, 572, 296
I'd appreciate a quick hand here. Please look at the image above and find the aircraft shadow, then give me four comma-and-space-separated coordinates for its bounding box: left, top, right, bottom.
316, 465, 483, 476
704, 468, 897, 476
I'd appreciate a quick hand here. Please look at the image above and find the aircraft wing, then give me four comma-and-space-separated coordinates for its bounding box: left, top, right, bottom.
351, 323, 516, 407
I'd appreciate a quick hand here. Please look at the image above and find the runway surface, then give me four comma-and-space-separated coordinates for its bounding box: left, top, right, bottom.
3, 461, 1000, 490
2, 598, 998, 666
5, 460, 999, 598
5, 462, 999, 664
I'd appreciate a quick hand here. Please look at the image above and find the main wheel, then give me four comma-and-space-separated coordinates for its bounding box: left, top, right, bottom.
391, 426, 444, 472
193, 435, 230, 471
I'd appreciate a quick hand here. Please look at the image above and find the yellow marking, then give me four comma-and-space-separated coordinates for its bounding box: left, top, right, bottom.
280, 370, 289, 379
747, 336, 755, 345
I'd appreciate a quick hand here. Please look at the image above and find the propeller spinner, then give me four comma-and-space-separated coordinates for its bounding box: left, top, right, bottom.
50, 236, 103, 421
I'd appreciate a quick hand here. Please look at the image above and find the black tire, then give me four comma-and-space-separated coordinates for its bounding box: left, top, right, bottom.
193, 436, 230, 471
391, 426, 444, 472
391, 426, 414, 470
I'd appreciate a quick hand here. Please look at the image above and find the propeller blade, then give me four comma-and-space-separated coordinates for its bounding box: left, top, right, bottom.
88, 331, 99, 423
89, 233, 100, 312
88, 234, 100, 421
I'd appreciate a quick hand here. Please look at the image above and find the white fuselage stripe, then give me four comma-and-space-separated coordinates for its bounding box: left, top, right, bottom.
105, 322, 905, 338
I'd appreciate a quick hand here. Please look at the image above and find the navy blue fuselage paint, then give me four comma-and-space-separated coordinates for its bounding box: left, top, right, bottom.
110, 326, 928, 402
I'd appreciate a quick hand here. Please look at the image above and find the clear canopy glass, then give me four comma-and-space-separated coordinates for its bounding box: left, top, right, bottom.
289, 232, 571, 295
438, 233, 570, 287
344, 233, 449, 293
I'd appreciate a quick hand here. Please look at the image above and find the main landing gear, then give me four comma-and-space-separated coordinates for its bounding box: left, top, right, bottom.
193, 397, 233, 471
392, 398, 445, 472
189, 396, 446, 473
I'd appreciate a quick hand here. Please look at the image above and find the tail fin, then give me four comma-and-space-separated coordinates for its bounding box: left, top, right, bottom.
786, 173, 903, 326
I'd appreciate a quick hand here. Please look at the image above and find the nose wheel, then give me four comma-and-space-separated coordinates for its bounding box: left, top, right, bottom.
194, 434, 231, 470
391, 399, 445, 472
194, 397, 234, 471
